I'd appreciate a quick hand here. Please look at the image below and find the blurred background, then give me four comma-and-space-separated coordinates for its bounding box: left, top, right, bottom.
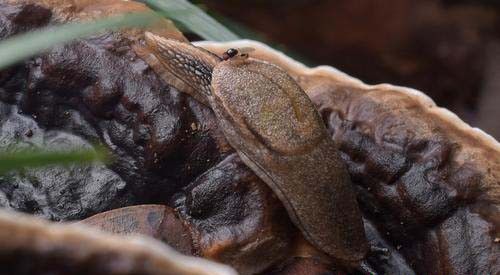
191, 0, 500, 139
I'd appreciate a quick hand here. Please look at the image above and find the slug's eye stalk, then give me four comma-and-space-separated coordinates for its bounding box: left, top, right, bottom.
222, 48, 239, 60
238, 47, 255, 58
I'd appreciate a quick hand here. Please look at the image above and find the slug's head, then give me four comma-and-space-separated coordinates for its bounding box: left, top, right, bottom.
221, 47, 255, 61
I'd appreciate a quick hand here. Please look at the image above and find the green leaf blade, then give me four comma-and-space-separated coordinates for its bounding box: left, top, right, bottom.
0, 147, 110, 174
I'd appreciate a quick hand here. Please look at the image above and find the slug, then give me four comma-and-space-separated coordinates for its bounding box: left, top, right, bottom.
137, 32, 373, 271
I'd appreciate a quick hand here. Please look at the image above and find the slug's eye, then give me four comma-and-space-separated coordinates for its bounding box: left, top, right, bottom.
222, 48, 239, 60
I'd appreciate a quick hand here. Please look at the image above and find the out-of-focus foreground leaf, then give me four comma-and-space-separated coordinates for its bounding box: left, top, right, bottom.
139, 0, 239, 41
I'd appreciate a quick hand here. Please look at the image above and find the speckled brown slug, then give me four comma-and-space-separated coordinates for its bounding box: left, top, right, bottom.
138, 32, 370, 269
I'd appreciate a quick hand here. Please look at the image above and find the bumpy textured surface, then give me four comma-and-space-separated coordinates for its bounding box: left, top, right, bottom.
0, 1, 498, 275
312, 85, 497, 275
0, 2, 229, 220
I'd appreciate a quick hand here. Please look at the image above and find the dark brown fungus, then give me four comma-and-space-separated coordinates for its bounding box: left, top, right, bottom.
173, 154, 295, 274
0, 1, 498, 275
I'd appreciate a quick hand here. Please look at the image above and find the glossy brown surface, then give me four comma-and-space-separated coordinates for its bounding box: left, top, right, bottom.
174, 154, 295, 274
309, 82, 500, 275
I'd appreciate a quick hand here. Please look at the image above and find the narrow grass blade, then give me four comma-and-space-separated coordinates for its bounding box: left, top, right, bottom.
140, 0, 239, 41
0, 12, 159, 70
0, 147, 109, 174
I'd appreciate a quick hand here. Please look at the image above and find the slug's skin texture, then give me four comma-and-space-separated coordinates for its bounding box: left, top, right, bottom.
210, 59, 369, 264
141, 32, 369, 266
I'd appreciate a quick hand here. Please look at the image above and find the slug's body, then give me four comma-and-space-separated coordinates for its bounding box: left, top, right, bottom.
139, 32, 370, 269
